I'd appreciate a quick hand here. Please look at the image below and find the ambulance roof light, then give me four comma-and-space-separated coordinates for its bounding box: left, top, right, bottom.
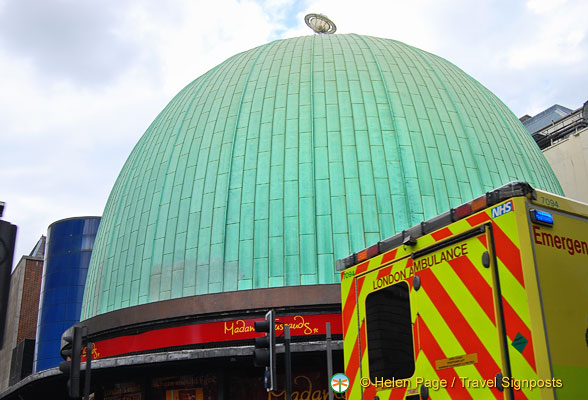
336, 181, 537, 271
356, 249, 368, 263
453, 203, 472, 220
529, 209, 554, 226
471, 195, 487, 212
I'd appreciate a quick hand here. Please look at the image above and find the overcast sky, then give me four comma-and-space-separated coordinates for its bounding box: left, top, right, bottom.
1, 0, 587, 264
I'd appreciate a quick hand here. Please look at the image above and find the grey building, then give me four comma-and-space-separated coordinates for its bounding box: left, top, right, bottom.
523, 101, 588, 203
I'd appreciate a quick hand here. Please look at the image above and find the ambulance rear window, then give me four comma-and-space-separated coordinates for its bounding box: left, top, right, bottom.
365, 281, 415, 381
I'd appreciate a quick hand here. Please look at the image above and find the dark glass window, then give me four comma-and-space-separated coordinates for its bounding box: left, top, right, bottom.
365, 281, 415, 380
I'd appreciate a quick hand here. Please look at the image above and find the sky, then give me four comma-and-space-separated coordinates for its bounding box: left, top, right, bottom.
1, 0, 587, 264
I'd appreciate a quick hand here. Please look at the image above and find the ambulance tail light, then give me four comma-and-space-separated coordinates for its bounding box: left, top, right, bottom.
366, 243, 379, 259
355, 243, 379, 263
453, 203, 472, 220
356, 249, 368, 263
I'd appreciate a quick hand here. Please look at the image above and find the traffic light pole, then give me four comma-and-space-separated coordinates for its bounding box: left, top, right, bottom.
59, 326, 82, 398
326, 322, 333, 400
284, 325, 292, 400
254, 310, 276, 392
84, 342, 92, 400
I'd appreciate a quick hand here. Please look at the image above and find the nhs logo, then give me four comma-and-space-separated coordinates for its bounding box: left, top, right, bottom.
491, 200, 513, 218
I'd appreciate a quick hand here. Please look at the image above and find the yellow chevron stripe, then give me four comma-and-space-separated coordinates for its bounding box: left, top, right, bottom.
493, 205, 520, 247
491, 209, 531, 329
343, 339, 357, 375
418, 290, 492, 398
508, 350, 541, 399
360, 326, 369, 390
341, 269, 361, 398
431, 257, 501, 362
348, 366, 363, 400
491, 204, 540, 399
495, 259, 531, 329
415, 352, 455, 400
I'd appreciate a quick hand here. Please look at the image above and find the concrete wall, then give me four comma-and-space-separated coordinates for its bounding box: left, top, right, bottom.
543, 126, 588, 203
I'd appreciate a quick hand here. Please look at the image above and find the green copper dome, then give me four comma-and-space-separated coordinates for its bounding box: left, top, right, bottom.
81, 34, 562, 318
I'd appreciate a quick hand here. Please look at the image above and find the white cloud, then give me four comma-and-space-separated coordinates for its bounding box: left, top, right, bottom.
506, 0, 587, 70
526, 0, 568, 13
124, 0, 286, 96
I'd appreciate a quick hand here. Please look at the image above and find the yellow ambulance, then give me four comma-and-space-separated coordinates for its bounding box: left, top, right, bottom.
337, 182, 588, 399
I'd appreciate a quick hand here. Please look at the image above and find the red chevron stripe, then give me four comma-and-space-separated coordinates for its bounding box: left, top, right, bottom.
502, 296, 537, 372
406, 273, 414, 291
343, 276, 366, 336
380, 248, 398, 265
360, 318, 367, 359
357, 276, 365, 300
413, 297, 420, 355
448, 254, 496, 323
466, 212, 524, 288
385, 384, 407, 400
467, 211, 491, 226
432, 227, 453, 241
342, 280, 357, 336
363, 385, 377, 399
492, 222, 525, 287
356, 260, 370, 275
377, 258, 414, 282
377, 265, 394, 279
346, 319, 366, 397
345, 340, 360, 398
418, 316, 473, 399
478, 234, 488, 248
420, 268, 502, 399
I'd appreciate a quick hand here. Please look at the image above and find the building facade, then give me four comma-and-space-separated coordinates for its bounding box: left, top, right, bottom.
34, 217, 100, 372
525, 101, 588, 203
0, 33, 563, 400
0, 237, 44, 391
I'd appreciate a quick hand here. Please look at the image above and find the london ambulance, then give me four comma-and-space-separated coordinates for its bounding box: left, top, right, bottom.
337, 181, 588, 399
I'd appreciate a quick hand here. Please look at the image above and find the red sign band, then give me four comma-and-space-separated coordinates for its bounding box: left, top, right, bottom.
83, 313, 342, 360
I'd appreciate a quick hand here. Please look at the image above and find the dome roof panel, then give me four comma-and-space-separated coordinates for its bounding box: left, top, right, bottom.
81, 34, 562, 319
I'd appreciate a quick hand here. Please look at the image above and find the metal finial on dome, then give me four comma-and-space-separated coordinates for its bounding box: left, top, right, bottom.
304, 13, 336, 34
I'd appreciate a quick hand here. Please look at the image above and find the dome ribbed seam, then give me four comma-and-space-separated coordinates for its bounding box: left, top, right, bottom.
222, 41, 271, 290
352, 34, 412, 221
405, 42, 485, 194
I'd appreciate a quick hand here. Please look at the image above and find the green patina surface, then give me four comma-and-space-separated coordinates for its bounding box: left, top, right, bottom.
81, 34, 562, 318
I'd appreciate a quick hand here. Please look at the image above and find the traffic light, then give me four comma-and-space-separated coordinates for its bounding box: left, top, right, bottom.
254, 310, 276, 391
59, 326, 82, 398
0, 219, 17, 348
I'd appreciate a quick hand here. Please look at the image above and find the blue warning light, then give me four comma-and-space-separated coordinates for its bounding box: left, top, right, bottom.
530, 209, 554, 226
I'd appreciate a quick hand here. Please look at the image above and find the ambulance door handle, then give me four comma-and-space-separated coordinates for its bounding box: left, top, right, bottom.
420, 384, 429, 399
482, 251, 490, 268
495, 372, 504, 391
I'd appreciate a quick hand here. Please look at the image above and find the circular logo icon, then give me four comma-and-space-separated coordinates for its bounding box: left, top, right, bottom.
330, 373, 350, 393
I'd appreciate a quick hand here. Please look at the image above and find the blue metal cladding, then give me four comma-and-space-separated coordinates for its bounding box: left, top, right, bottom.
33, 217, 100, 372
